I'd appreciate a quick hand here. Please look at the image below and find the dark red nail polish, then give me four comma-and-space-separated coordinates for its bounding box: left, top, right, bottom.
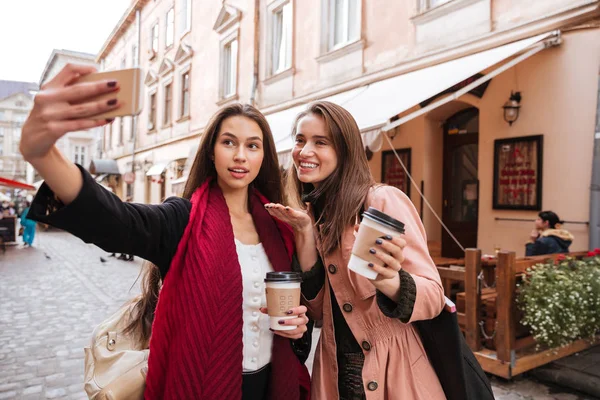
107, 81, 117, 87
105, 118, 114, 123
369, 248, 376, 254
385, 235, 392, 240
278, 320, 286, 325
368, 263, 374, 268
286, 310, 293, 315
107, 99, 117, 106
269, 328, 274, 332
375, 239, 383, 245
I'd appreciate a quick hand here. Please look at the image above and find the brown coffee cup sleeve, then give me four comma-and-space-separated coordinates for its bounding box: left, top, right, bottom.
265, 287, 301, 317
352, 225, 395, 265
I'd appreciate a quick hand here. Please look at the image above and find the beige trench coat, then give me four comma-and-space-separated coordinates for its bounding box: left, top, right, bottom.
304, 185, 447, 399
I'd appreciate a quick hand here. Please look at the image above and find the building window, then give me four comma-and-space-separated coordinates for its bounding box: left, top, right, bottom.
328, 0, 360, 50
149, 93, 157, 131
419, 0, 452, 11
79, 147, 86, 168
182, 0, 192, 33
121, 56, 127, 69
107, 124, 113, 151
132, 44, 138, 66
180, 71, 190, 118
221, 38, 238, 98
126, 183, 133, 199
164, 82, 173, 125
271, 2, 292, 75
166, 7, 175, 49
119, 117, 125, 144
151, 22, 159, 55
130, 117, 135, 141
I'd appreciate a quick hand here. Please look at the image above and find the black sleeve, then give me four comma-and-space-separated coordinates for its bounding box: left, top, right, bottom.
376, 269, 417, 323
28, 165, 191, 278
291, 320, 314, 364
525, 238, 548, 256
291, 254, 325, 300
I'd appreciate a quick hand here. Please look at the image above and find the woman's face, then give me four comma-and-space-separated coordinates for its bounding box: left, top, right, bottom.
535, 217, 549, 230
213, 116, 264, 193
292, 113, 338, 187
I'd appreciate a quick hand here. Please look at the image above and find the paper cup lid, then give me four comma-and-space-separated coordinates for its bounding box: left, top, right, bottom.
265, 271, 302, 283
363, 207, 405, 233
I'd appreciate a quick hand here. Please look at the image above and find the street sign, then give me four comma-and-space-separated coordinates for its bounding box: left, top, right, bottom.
123, 172, 136, 184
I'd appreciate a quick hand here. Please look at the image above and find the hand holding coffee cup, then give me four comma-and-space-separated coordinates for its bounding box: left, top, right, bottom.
264, 272, 305, 334
260, 305, 309, 340
349, 207, 406, 280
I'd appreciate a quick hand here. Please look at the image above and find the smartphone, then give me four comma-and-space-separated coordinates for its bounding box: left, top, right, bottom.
74, 68, 143, 120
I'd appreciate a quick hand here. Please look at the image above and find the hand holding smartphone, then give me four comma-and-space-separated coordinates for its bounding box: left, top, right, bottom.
74, 68, 143, 120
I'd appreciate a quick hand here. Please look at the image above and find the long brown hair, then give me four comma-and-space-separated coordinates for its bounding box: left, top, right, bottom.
124, 103, 283, 347
286, 101, 375, 255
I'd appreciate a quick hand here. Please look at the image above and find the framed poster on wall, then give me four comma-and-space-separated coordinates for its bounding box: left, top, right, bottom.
493, 135, 543, 210
381, 148, 411, 197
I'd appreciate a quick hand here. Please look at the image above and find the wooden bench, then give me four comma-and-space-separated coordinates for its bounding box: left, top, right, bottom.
436, 249, 597, 379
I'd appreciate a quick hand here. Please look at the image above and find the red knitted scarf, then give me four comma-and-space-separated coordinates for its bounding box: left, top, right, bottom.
144, 181, 310, 399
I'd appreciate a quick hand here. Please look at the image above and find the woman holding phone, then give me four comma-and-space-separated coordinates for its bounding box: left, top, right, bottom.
20, 64, 314, 400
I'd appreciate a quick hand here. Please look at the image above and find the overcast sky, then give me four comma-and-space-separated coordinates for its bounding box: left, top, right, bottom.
0, 0, 130, 84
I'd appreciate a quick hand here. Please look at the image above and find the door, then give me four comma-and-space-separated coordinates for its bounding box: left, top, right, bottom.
442, 108, 479, 258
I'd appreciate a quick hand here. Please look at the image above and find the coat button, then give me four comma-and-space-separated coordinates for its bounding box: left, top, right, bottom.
367, 381, 378, 391
328, 264, 337, 274
343, 303, 353, 313
361, 341, 371, 351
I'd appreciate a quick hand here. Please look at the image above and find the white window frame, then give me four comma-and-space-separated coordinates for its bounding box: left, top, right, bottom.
422, 0, 453, 11
327, 0, 361, 52
163, 79, 173, 126
181, 0, 192, 34
151, 22, 159, 55
132, 43, 139, 67
148, 91, 157, 131
179, 68, 191, 119
220, 33, 239, 100
80, 146, 86, 168
268, 0, 293, 76
166, 7, 175, 49
118, 117, 125, 145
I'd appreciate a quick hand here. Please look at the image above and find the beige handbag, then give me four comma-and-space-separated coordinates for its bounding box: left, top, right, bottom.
84, 298, 149, 399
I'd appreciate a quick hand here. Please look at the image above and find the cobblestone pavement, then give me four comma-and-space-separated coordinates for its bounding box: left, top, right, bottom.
1, 230, 143, 400
1, 230, 597, 399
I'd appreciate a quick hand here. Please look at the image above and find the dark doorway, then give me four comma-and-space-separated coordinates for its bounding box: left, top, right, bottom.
442, 107, 479, 258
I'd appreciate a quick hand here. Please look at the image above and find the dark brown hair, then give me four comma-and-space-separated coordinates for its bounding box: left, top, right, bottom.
539, 211, 564, 229
286, 101, 375, 255
124, 103, 283, 347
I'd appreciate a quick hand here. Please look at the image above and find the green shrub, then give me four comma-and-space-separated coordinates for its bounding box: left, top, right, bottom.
517, 254, 600, 349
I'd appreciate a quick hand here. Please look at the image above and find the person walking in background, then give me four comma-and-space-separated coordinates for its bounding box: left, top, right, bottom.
526, 211, 573, 256
20, 201, 37, 247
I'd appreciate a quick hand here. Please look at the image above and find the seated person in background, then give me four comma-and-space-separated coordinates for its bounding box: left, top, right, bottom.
526, 211, 573, 256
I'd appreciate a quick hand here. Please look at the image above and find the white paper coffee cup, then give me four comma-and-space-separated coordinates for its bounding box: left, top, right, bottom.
265, 272, 302, 331
349, 207, 405, 279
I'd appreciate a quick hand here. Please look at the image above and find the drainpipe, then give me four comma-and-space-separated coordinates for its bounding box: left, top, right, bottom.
130, 8, 141, 198
249, 0, 260, 106
590, 74, 600, 249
